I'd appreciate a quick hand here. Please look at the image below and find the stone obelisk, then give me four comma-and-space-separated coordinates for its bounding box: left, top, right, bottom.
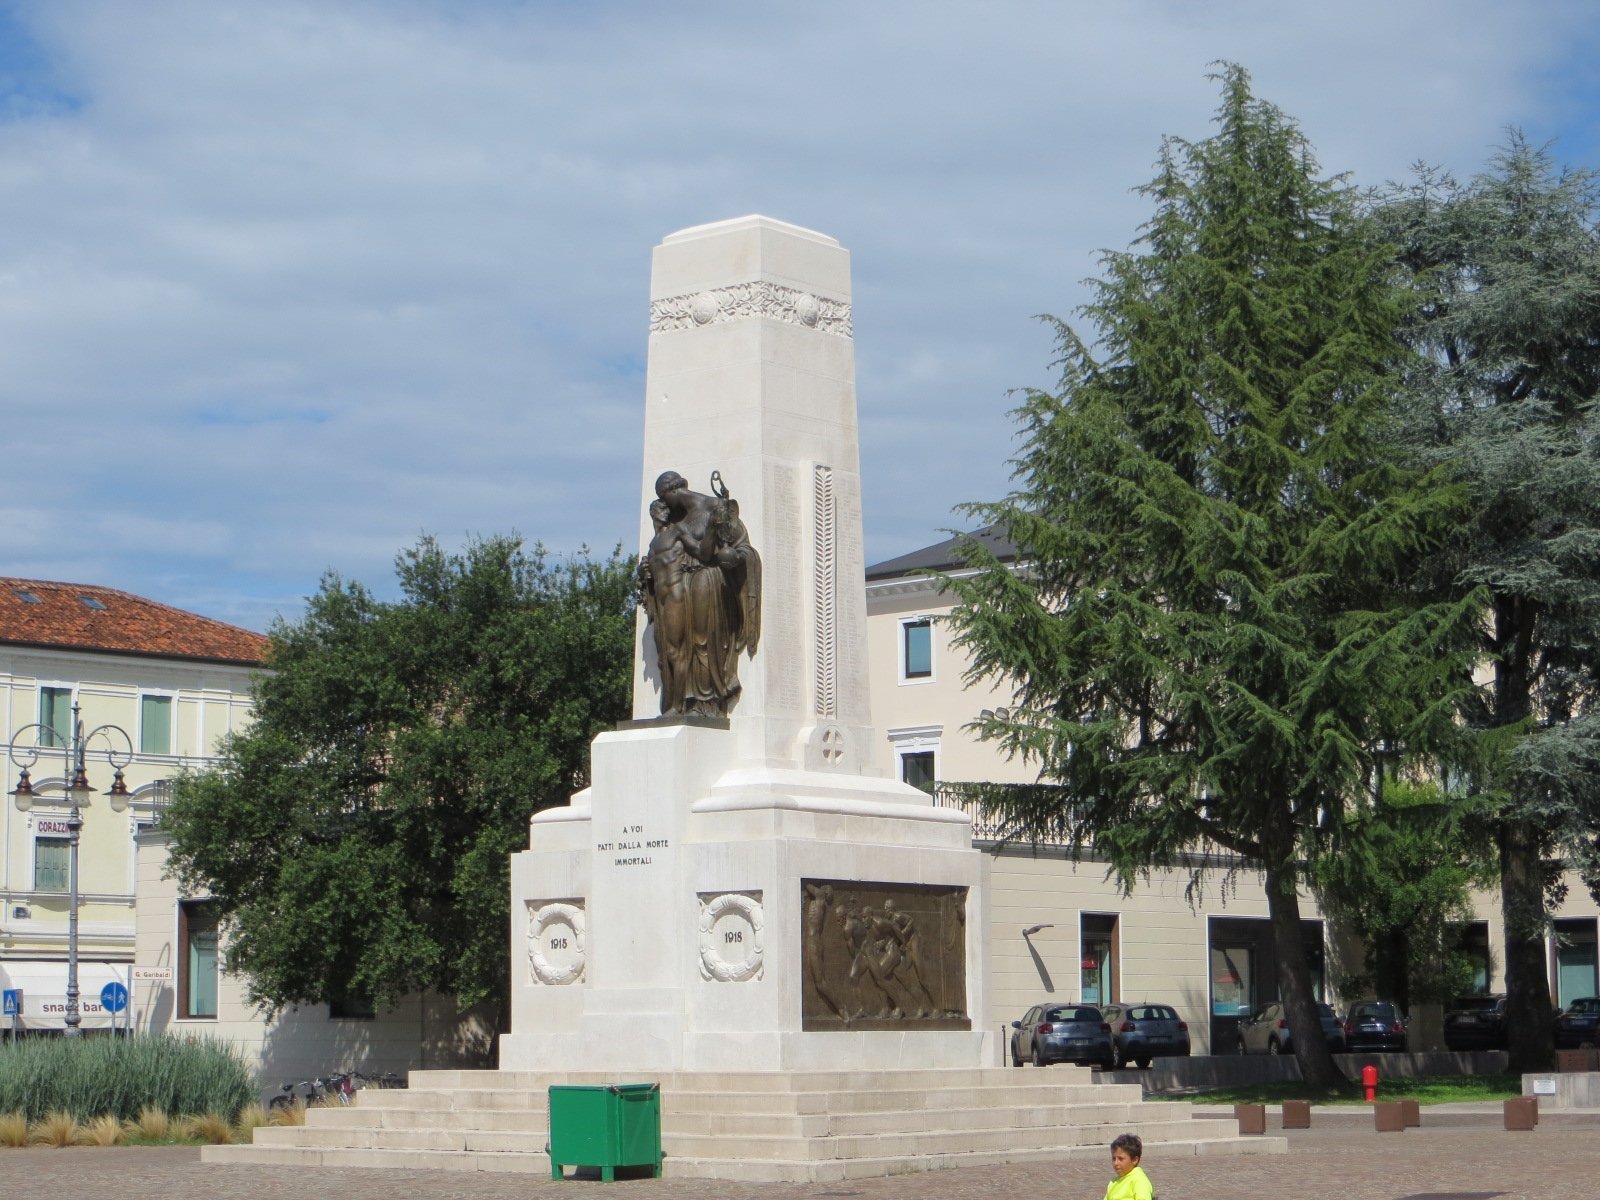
502, 217, 989, 1073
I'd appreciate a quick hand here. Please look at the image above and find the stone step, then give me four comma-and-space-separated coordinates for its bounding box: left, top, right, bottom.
404, 1066, 1098, 1093
303, 1097, 1196, 1140
267, 1110, 1202, 1164
207, 1131, 1286, 1183
820, 1101, 1195, 1137
662, 1117, 1184, 1161
354, 1080, 1136, 1115
660, 1133, 1287, 1184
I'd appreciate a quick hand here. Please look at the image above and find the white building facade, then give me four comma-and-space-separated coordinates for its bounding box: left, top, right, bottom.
1, 578, 488, 1084
864, 535, 1600, 1054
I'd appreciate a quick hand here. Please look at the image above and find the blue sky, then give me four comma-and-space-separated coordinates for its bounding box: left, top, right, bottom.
2, 1, 1598, 632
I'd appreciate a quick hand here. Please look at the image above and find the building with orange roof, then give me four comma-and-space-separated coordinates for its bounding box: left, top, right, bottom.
1, 578, 267, 1034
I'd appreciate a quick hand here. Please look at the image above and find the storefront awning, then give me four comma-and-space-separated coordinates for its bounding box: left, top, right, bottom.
0, 961, 132, 1030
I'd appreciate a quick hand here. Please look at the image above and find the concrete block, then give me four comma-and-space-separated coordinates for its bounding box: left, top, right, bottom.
1280, 1099, 1310, 1129
1400, 1098, 1420, 1127
1235, 1103, 1265, 1135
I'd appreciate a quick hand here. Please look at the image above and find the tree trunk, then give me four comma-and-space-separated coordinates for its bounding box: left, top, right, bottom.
1500, 818, 1555, 1073
1493, 598, 1555, 1074
1265, 860, 1342, 1089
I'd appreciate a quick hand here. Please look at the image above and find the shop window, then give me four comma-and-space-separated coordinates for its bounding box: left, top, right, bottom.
179, 900, 220, 1019
1555, 918, 1597, 1008
1459, 922, 1491, 993
1081, 913, 1118, 1006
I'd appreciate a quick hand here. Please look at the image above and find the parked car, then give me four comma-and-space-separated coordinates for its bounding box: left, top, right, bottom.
1554, 997, 1600, 1049
1342, 1000, 1408, 1053
1443, 994, 1508, 1051
1236, 1001, 1346, 1055
1098, 1002, 1191, 1069
1010, 1003, 1115, 1068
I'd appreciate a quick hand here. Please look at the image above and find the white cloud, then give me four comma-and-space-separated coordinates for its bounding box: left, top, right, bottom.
1, 0, 1596, 630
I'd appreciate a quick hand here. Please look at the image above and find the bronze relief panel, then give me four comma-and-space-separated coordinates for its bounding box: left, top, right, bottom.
801, 879, 969, 1031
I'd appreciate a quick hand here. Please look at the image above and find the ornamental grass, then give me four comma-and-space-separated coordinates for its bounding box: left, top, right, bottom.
0, 1034, 252, 1123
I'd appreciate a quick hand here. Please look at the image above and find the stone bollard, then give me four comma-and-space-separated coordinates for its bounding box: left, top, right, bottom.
1235, 1103, 1266, 1135
1503, 1097, 1537, 1131
1373, 1101, 1406, 1132
1400, 1099, 1420, 1128
1281, 1099, 1311, 1129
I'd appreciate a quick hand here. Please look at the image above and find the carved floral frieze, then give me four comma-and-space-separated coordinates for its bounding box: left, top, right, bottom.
650, 283, 853, 339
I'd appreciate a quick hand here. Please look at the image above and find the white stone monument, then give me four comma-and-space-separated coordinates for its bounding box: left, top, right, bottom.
502, 216, 990, 1073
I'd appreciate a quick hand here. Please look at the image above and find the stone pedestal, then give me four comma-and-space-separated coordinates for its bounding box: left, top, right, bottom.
500, 217, 992, 1074
502, 723, 989, 1072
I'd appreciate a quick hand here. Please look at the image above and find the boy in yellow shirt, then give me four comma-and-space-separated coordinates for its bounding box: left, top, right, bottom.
1103, 1133, 1154, 1200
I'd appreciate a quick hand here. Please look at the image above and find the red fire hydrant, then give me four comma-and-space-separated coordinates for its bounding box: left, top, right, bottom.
1362, 1063, 1379, 1102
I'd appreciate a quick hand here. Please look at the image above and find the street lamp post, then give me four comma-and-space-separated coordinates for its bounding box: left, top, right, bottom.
8, 700, 133, 1037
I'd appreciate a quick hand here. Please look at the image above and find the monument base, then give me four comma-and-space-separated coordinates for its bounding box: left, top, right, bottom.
501, 723, 993, 1073
210, 1066, 1287, 1181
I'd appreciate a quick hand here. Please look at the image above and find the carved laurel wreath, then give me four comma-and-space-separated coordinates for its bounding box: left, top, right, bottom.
528, 901, 586, 986
697, 891, 765, 982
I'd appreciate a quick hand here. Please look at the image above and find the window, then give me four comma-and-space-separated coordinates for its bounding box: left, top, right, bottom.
888, 727, 941, 798
330, 993, 376, 1020
39, 687, 72, 748
900, 750, 936, 795
179, 900, 220, 1019
34, 837, 70, 892
900, 618, 932, 681
140, 694, 174, 755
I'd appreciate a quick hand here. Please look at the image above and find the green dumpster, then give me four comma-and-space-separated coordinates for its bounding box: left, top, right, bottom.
547, 1082, 663, 1180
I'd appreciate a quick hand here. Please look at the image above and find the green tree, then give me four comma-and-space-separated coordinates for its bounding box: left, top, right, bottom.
1374, 136, 1600, 1071
940, 66, 1480, 1088
162, 535, 635, 1024
1312, 779, 1494, 1013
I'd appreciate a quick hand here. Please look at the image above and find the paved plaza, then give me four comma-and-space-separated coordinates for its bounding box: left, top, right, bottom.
0, 1110, 1594, 1200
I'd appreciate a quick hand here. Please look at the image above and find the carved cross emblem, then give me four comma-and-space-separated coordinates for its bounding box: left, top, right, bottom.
820, 726, 845, 765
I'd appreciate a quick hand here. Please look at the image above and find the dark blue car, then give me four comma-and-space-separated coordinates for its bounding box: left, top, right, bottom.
1555, 997, 1600, 1049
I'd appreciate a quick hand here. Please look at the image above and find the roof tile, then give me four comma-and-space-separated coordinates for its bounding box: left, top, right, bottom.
0, 578, 269, 666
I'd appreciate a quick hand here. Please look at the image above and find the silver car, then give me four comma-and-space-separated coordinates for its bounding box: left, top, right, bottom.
1010, 1003, 1115, 1068
1099, 1002, 1192, 1068
1236, 1000, 1346, 1055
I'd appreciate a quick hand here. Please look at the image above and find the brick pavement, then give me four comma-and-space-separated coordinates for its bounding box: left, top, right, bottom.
0, 1117, 1594, 1200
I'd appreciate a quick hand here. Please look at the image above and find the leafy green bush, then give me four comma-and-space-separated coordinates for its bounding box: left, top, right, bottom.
0, 1035, 253, 1123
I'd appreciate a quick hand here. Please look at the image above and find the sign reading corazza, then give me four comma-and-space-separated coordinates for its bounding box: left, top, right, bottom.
35, 819, 72, 835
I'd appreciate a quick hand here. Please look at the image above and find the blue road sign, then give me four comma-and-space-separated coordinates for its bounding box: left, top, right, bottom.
2, 989, 18, 1016
100, 981, 128, 1014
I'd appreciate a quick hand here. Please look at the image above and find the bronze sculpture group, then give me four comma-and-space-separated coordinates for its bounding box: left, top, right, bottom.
638, 469, 762, 717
